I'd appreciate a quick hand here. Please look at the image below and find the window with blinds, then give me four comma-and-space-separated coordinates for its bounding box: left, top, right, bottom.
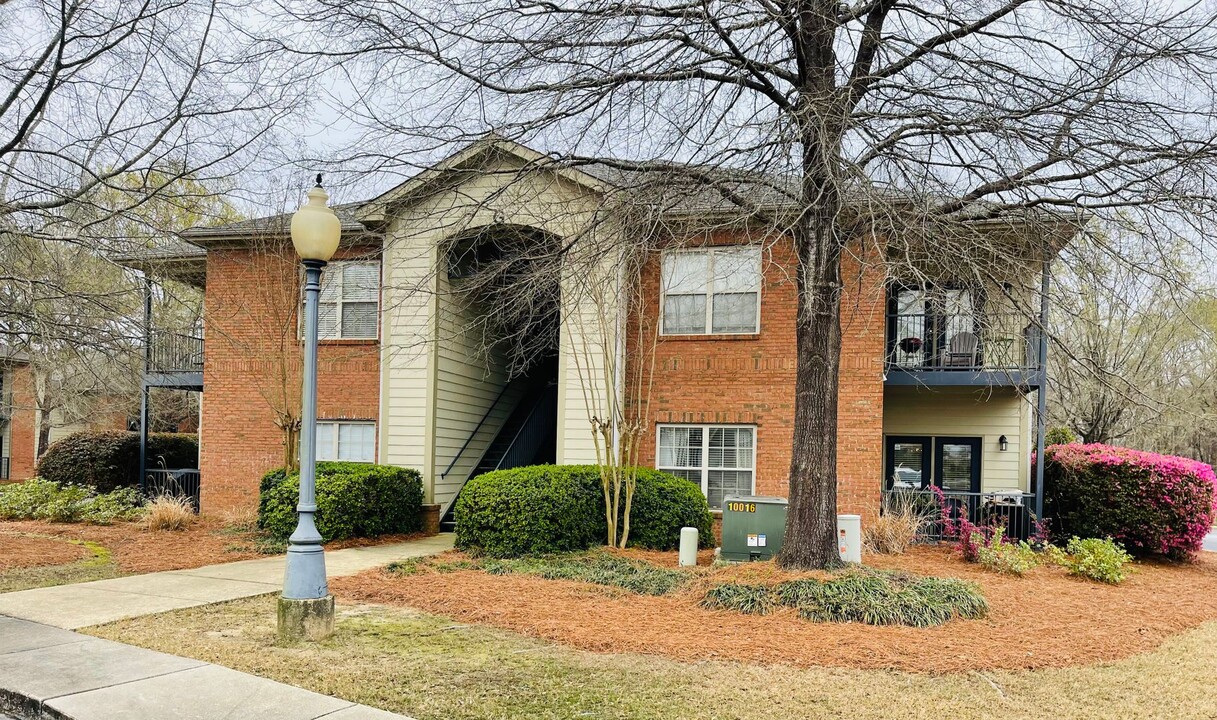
660, 247, 761, 335
315, 421, 376, 463
657, 424, 756, 509
317, 261, 379, 340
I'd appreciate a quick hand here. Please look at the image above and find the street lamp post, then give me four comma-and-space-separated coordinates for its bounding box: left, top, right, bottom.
278, 175, 341, 642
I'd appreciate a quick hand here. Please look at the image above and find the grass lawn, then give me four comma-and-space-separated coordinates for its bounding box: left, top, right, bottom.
87, 594, 1217, 720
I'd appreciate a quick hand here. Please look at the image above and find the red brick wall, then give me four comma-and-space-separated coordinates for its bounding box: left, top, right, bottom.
200, 245, 380, 513
629, 231, 886, 520
5, 364, 37, 481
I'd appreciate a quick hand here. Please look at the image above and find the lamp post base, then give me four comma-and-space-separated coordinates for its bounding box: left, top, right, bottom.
277, 594, 335, 642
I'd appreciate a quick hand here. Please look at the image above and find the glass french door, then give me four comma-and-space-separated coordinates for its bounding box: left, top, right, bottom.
884, 436, 981, 493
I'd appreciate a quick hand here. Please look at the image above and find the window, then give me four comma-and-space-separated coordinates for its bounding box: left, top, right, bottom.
317, 261, 379, 340
315, 421, 376, 462
661, 247, 760, 335
657, 424, 755, 509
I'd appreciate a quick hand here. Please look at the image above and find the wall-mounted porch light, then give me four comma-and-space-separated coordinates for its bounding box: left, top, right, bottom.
998, 435, 1009, 452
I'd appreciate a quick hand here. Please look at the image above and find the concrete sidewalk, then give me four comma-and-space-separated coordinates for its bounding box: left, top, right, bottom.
0, 616, 410, 719
0, 534, 454, 629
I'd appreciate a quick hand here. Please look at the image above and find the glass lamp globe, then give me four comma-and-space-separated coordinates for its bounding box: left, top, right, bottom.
291, 180, 341, 262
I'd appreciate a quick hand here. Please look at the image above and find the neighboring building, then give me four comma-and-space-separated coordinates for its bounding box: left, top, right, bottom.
0, 348, 35, 482
122, 137, 1077, 525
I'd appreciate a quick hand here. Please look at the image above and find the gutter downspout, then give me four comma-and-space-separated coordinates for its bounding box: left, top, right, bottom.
1034, 251, 1050, 521
139, 275, 152, 498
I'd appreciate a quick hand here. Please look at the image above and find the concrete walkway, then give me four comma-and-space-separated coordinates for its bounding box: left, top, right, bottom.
1204, 529, 1217, 553
0, 616, 410, 719
0, 534, 454, 629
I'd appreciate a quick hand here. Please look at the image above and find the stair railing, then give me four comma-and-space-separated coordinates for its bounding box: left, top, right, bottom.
439, 381, 514, 481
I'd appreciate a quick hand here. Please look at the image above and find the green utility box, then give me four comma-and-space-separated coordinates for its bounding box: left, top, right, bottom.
720, 495, 788, 562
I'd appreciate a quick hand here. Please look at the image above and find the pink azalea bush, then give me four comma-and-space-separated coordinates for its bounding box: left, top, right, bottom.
1042, 443, 1216, 560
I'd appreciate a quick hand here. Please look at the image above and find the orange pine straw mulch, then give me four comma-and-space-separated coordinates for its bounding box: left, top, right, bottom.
0, 519, 264, 573
331, 545, 1217, 673
0, 518, 428, 575
0, 533, 89, 571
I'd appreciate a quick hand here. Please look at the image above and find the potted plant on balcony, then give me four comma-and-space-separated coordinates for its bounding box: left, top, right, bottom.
898, 337, 923, 354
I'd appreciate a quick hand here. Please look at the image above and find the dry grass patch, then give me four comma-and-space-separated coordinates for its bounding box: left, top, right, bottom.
86, 595, 1217, 720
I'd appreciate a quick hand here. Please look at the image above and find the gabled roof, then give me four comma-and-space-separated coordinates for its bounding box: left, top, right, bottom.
356, 134, 610, 223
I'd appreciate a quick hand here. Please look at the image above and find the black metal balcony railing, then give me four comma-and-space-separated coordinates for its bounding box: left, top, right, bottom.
882, 488, 1037, 542
143, 468, 201, 512
0, 457, 9, 481
148, 331, 204, 374
887, 312, 1041, 372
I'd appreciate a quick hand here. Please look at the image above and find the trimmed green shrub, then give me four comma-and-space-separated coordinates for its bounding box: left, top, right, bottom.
0, 478, 144, 524
36, 431, 199, 492
1043, 443, 1215, 559
454, 466, 603, 557
257, 462, 424, 542
453, 464, 714, 557
1062, 537, 1133, 584
482, 552, 690, 595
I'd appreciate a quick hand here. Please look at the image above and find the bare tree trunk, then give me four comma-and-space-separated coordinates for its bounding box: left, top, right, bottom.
780, 209, 845, 568
36, 406, 52, 459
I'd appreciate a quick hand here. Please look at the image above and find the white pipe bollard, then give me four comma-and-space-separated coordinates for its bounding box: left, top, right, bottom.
837, 514, 862, 563
679, 526, 699, 567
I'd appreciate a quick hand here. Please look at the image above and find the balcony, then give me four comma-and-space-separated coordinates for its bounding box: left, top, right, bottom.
885, 312, 1045, 388
145, 330, 204, 389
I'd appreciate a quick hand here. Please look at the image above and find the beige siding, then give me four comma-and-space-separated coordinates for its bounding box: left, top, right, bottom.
430, 274, 521, 510
378, 150, 616, 501
883, 386, 1032, 491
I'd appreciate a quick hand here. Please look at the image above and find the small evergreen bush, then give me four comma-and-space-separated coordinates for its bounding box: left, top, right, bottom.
0, 478, 144, 524
1043, 443, 1216, 559
973, 530, 1039, 576
36, 431, 199, 492
1062, 537, 1133, 584
1045, 426, 1078, 446
257, 462, 424, 542
454, 464, 714, 557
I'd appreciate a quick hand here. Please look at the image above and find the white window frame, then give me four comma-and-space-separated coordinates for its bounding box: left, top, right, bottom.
313, 260, 380, 340
315, 420, 376, 463
659, 246, 762, 336
656, 423, 757, 508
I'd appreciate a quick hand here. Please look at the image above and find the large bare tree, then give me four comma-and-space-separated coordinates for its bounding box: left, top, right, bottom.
0, 0, 303, 350
277, 0, 1217, 567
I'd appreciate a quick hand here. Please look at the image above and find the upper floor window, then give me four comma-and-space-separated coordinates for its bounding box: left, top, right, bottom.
661, 247, 761, 335
319, 261, 379, 340
316, 420, 376, 462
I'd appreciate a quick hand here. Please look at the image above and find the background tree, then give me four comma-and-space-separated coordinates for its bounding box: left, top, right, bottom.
278, 0, 1217, 567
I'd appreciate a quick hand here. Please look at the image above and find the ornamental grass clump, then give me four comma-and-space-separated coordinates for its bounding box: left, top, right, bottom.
482, 551, 690, 596
1043, 443, 1216, 560
865, 490, 934, 554
700, 569, 988, 627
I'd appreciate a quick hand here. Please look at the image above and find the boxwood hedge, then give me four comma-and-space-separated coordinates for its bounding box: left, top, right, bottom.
454, 465, 714, 557
258, 462, 424, 542
36, 431, 199, 492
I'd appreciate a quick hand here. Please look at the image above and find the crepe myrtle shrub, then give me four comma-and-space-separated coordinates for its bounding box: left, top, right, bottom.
258, 462, 424, 542
1043, 443, 1216, 560
36, 431, 199, 492
454, 465, 714, 557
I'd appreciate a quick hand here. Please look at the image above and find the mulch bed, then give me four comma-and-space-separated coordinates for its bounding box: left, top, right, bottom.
331, 545, 1217, 673
0, 519, 265, 573
0, 533, 89, 571
0, 519, 430, 576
